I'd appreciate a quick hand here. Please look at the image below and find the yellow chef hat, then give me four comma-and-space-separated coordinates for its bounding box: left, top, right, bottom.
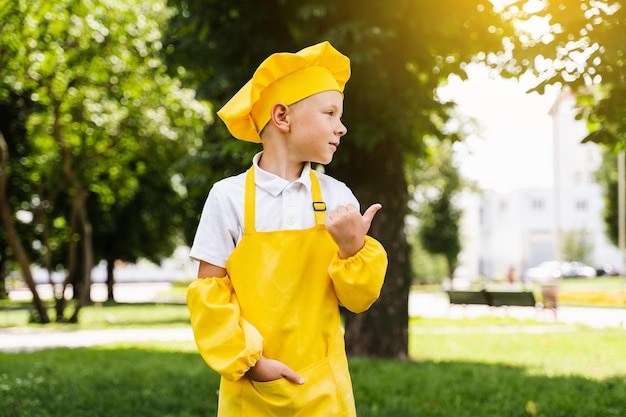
216, 41, 351, 143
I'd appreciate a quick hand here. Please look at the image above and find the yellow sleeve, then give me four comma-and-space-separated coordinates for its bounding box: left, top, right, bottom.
186, 277, 263, 381
328, 235, 388, 313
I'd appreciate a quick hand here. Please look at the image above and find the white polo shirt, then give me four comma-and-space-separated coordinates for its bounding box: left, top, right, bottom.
189, 152, 359, 268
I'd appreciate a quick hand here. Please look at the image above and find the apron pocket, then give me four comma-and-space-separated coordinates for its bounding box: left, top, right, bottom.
242, 358, 342, 416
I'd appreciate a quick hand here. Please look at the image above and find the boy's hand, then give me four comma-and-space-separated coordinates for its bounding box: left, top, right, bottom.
246, 356, 304, 385
325, 203, 382, 259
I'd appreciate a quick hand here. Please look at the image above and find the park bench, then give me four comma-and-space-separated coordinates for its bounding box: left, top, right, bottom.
446, 289, 539, 308
446, 289, 491, 306
488, 290, 537, 308
446, 289, 556, 317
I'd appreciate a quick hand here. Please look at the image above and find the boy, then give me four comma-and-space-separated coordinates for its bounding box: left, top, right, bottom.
187, 41, 388, 416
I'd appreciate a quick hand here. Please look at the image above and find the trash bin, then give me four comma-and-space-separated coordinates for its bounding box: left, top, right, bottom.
541, 283, 558, 310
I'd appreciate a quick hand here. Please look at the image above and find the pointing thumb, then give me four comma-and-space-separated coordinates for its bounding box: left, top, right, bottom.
362, 203, 382, 227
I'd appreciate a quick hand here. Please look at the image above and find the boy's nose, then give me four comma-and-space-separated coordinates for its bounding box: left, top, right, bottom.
337, 122, 347, 137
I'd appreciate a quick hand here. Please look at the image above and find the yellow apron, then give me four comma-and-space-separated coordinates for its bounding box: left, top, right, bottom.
220, 166, 356, 416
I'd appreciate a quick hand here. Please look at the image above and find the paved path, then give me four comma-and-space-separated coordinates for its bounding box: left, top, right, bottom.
2, 285, 625, 352
410, 291, 626, 329
8, 282, 178, 304
0, 327, 194, 352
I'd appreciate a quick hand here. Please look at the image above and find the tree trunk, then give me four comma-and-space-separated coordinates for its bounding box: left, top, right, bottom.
68, 191, 94, 323
106, 257, 115, 302
0, 132, 50, 322
328, 139, 412, 358
0, 248, 7, 299
447, 256, 456, 281
52, 101, 94, 323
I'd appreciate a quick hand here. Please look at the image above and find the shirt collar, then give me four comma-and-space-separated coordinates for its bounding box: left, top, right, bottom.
252, 152, 312, 197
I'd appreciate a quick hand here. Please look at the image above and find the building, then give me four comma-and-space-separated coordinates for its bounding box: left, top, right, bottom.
459, 90, 620, 281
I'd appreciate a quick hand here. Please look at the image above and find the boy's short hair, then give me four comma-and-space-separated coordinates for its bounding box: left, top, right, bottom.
217, 41, 350, 143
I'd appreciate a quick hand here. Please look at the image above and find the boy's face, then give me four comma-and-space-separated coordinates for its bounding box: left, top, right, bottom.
287, 90, 347, 165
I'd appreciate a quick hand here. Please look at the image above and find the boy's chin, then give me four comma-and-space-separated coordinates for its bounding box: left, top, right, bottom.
311, 157, 332, 166
311, 154, 335, 166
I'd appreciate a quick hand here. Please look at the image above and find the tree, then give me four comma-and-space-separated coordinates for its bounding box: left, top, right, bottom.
418, 194, 462, 278
0, 92, 51, 321
90, 157, 190, 301
596, 149, 620, 245
415, 147, 464, 279
0, 95, 39, 301
0, 131, 51, 321
165, 0, 516, 357
0, 0, 210, 321
562, 229, 594, 263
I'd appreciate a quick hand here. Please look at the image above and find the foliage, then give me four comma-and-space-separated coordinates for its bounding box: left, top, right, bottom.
1, 321, 625, 417
409, 237, 449, 285
500, 1, 626, 149
561, 229, 595, 264
418, 193, 463, 278
0, 0, 211, 319
595, 149, 621, 245
410, 144, 464, 279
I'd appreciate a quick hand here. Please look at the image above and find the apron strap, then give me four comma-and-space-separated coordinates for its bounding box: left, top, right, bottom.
244, 167, 256, 234
243, 166, 326, 233
309, 170, 326, 226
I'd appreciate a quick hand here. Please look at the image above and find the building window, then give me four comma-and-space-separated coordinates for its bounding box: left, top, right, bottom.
576, 200, 588, 211
573, 171, 582, 184
532, 199, 545, 210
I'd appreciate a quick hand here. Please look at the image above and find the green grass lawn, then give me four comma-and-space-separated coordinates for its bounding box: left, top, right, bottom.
1, 281, 625, 416
3, 340, 624, 417
1, 312, 625, 416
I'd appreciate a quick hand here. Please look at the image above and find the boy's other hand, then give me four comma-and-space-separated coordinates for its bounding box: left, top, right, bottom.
246, 356, 305, 385
325, 203, 382, 259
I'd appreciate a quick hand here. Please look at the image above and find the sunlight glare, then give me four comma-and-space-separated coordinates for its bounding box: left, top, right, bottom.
516, 15, 551, 42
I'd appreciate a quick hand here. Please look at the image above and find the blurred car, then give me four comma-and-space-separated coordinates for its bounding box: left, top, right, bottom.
523, 261, 569, 283
596, 264, 619, 276
523, 260, 597, 282
564, 261, 597, 279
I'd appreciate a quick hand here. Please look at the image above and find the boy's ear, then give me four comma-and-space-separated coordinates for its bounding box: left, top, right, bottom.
269, 102, 290, 133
